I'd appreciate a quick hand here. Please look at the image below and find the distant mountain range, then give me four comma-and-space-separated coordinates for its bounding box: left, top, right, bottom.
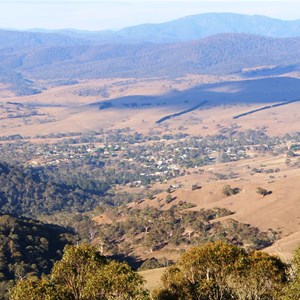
2, 13, 300, 48
27, 13, 300, 43
112, 13, 300, 43
1, 13, 300, 95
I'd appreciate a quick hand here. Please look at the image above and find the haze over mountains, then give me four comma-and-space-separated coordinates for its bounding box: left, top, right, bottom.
27, 13, 300, 43
1, 12, 300, 95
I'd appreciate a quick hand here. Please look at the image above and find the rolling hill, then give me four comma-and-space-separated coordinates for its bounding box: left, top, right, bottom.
0, 33, 299, 91
22, 34, 300, 79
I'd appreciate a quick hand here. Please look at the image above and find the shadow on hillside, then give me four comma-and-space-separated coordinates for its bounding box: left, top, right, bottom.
89, 76, 300, 111
107, 253, 143, 270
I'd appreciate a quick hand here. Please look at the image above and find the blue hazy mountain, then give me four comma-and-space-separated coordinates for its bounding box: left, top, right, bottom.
114, 13, 300, 43
1, 13, 300, 94
48, 13, 300, 44
2, 13, 300, 48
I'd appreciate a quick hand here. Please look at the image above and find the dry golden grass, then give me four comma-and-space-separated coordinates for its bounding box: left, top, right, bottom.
1, 75, 300, 137
139, 267, 166, 291
128, 153, 300, 260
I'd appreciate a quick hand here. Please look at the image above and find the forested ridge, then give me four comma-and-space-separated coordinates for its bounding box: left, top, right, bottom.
0, 214, 74, 298
0, 162, 110, 216
1, 32, 300, 95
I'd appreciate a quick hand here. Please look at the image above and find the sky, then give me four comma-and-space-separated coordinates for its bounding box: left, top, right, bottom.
0, 1, 300, 31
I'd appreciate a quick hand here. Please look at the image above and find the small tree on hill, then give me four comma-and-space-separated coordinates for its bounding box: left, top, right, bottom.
222, 184, 240, 197
166, 194, 173, 203
192, 184, 201, 191
256, 187, 270, 197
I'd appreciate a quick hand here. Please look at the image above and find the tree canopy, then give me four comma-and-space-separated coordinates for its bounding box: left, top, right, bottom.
9, 244, 149, 300
281, 246, 300, 300
0, 214, 73, 298
153, 241, 289, 300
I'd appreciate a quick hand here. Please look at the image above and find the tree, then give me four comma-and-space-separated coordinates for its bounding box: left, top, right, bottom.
256, 187, 270, 197
280, 246, 300, 300
286, 150, 296, 158
222, 185, 240, 197
86, 261, 148, 299
10, 244, 149, 300
50, 244, 106, 299
153, 241, 288, 300
156, 241, 247, 300
165, 194, 173, 204
9, 278, 61, 300
231, 251, 288, 300
191, 184, 201, 191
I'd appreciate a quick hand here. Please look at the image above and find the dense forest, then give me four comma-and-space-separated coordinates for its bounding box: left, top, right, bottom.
0, 214, 74, 298
0, 162, 110, 216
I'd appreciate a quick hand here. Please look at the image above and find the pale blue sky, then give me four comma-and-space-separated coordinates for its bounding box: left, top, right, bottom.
0, 1, 300, 30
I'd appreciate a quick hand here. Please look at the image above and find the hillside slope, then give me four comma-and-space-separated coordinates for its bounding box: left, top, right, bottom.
1, 34, 299, 83
129, 154, 300, 260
